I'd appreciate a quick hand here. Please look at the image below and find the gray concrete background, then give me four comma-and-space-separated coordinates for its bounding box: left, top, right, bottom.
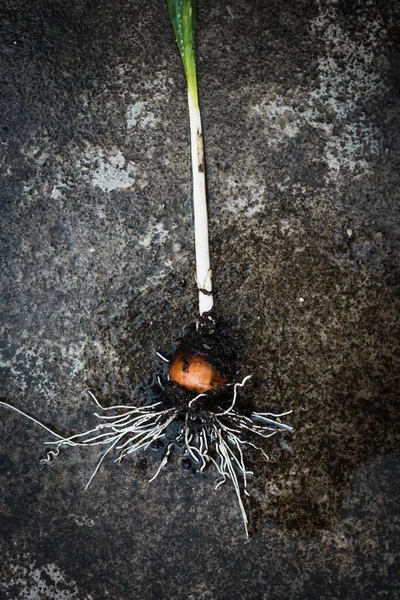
1, 0, 399, 598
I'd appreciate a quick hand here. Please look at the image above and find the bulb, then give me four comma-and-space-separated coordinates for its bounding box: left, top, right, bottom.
169, 352, 228, 393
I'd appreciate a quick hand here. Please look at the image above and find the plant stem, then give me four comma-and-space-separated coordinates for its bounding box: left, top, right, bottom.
167, 0, 213, 318
187, 89, 213, 316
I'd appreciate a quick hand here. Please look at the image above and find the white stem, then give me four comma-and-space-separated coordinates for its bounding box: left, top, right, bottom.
188, 91, 214, 316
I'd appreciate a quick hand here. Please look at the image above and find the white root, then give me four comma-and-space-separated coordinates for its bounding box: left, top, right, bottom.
148, 444, 174, 483
0, 376, 292, 538
155, 351, 170, 363
214, 375, 252, 416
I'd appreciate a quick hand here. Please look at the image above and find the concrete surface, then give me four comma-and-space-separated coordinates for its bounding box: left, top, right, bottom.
1, 0, 399, 598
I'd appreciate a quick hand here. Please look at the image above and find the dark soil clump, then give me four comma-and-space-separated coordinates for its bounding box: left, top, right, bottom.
171, 311, 237, 382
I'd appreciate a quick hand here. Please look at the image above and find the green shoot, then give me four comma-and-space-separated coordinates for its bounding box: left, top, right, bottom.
167, 0, 198, 106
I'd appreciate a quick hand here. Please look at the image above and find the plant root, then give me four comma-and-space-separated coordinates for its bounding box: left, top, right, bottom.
0, 374, 292, 538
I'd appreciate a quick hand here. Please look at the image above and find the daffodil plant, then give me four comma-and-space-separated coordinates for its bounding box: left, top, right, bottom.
0, 0, 292, 538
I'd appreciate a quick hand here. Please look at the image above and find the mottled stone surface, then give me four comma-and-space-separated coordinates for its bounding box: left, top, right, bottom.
1, 0, 399, 598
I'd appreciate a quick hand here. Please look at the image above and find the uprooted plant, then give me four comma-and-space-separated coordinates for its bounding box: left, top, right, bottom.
1, 0, 292, 537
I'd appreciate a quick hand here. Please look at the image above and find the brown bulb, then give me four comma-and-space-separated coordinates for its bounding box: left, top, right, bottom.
169, 352, 228, 393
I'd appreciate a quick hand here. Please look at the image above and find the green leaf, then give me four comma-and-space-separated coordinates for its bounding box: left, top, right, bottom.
167, 0, 198, 105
